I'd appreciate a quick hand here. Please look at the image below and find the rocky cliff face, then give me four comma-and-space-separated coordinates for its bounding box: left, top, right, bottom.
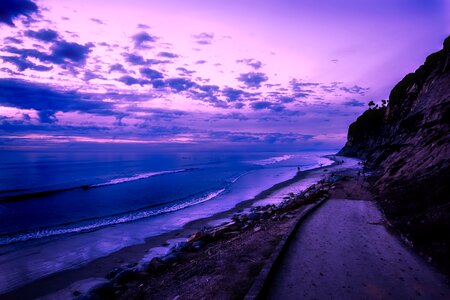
339, 36, 450, 273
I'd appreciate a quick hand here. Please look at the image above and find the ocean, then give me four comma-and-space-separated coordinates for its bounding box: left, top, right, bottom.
0, 148, 333, 293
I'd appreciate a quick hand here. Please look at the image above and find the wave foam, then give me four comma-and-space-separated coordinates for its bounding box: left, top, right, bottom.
249, 155, 293, 166
0, 188, 225, 246
91, 169, 188, 188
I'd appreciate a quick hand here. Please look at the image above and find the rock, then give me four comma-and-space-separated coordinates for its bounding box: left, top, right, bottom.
112, 269, 137, 284
161, 252, 179, 264
105, 267, 123, 280
254, 226, 261, 232
239, 214, 249, 222
187, 231, 205, 243
170, 241, 190, 253
123, 262, 137, 269
87, 282, 115, 299
139, 257, 167, 273
192, 240, 205, 250
248, 212, 261, 221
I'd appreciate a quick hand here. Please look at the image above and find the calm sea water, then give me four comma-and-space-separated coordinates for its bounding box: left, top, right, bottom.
0, 149, 332, 246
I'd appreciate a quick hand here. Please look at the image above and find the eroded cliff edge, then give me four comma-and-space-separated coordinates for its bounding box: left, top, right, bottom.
339, 36, 450, 274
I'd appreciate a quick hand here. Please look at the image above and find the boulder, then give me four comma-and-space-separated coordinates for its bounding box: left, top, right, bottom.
192, 240, 205, 250
112, 269, 137, 284
139, 257, 167, 273
248, 212, 261, 221
87, 282, 115, 299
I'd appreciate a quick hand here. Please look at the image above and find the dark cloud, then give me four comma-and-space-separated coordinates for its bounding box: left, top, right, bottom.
151, 79, 165, 88
339, 85, 369, 95
117, 75, 149, 86
123, 53, 169, 66
1, 55, 52, 71
190, 84, 223, 107
83, 71, 104, 81
123, 53, 147, 65
90, 18, 104, 25
290, 79, 319, 98
0, 78, 114, 123
38, 110, 57, 123
192, 32, 214, 45
49, 41, 93, 65
237, 72, 268, 89
137, 24, 150, 29
176, 67, 195, 76
157, 51, 178, 58
0, 0, 38, 26
251, 101, 285, 112
140, 67, 163, 79
222, 87, 247, 102
4, 36, 22, 44
279, 96, 295, 103
342, 99, 365, 107
165, 78, 197, 92
109, 63, 127, 73
24, 28, 58, 42
236, 58, 263, 70
4, 41, 93, 68
132, 31, 157, 48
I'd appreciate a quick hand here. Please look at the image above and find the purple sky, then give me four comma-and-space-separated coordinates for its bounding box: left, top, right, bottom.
0, 0, 448, 150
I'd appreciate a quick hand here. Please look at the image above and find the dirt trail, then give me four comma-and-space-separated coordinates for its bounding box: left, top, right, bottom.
264, 198, 450, 299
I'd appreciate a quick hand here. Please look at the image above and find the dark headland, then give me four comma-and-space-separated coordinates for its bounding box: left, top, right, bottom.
338, 35, 450, 275
3, 37, 449, 300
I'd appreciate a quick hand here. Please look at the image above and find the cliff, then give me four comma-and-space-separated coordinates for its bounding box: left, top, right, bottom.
339, 36, 450, 273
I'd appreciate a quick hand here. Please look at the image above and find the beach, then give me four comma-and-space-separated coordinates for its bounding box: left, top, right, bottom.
0, 152, 347, 299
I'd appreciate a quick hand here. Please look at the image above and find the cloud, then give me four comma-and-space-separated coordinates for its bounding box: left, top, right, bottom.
236, 58, 263, 70
109, 63, 126, 73
0, 0, 38, 26
117, 75, 149, 86
339, 85, 369, 95
237, 72, 268, 88
157, 51, 178, 58
251, 101, 273, 110
222, 87, 247, 102
165, 78, 197, 92
192, 32, 214, 45
4, 36, 22, 44
49, 41, 93, 65
1, 55, 52, 71
90, 18, 104, 25
38, 110, 58, 123
0, 78, 114, 122
123, 53, 169, 66
123, 53, 147, 65
137, 24, 150, 29
176, 67, 195, 76
24, 28, 58, 42
131, 31, 157, 48
342, 99, 365, 107
195, 60, 206, 64
140, 67, 163, 79
83, 71, 104, 81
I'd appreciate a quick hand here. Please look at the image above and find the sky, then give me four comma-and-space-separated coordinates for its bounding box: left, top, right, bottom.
0, 0, 448, 150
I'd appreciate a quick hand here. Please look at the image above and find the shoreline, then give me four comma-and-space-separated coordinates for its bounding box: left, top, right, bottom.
1, 156, 348, 299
